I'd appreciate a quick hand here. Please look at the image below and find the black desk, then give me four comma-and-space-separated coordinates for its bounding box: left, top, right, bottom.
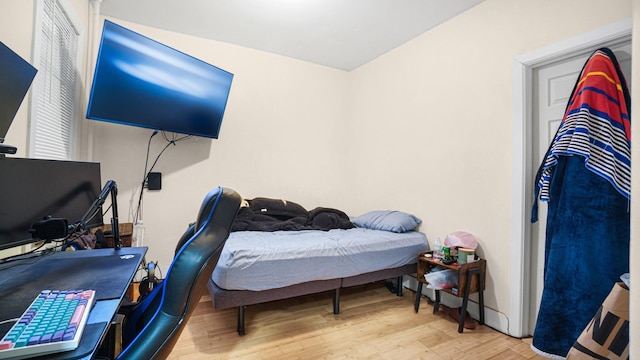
0, 247, 147, 359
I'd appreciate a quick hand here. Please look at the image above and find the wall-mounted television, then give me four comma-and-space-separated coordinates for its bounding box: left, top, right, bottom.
0, 41, 38, 153
86, 20, 234, 139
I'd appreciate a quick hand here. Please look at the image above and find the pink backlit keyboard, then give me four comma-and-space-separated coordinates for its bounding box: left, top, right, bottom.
0, 289, 95, 359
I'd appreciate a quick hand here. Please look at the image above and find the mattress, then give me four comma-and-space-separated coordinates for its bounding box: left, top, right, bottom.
212, 228, 428, 291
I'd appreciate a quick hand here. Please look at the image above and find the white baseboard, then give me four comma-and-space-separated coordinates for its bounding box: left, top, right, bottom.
404, 277, 512, 336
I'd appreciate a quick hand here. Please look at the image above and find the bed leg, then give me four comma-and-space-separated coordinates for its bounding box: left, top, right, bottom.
333, 288, 340, 314
396, 276, 403, 296
237, 306, 246, 336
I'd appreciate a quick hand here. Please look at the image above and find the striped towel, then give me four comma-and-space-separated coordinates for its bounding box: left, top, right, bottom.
535, 48, 631, 209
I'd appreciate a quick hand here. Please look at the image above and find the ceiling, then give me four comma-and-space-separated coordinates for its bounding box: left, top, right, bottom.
97, 0, 485, 71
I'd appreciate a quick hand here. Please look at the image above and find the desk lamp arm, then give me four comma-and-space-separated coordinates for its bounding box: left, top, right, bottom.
110, 182, 121, 249
74, 179, 121, 249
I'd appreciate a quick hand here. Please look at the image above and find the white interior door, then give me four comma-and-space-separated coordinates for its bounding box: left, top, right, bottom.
529, 42, 631, 336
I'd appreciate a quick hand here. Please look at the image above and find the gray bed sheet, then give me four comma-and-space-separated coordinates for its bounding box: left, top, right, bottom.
212, 228, 428, 291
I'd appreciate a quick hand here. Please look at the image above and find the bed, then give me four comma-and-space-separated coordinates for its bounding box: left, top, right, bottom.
206, 198, 429, 335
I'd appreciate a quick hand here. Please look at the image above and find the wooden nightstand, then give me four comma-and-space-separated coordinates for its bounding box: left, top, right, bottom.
414, 251, 486, 333
95, 222, 133, 248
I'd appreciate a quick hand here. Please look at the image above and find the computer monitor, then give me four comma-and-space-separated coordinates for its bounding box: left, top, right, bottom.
0, 157, 104, 251
0, 41, 38, 154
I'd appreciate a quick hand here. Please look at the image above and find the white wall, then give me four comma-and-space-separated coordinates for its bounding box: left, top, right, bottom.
1, 0, 636, 345
348, 0, 632, 334
88, 18, 352, 268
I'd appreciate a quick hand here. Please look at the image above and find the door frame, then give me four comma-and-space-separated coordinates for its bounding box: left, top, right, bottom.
509, 18, 632, 338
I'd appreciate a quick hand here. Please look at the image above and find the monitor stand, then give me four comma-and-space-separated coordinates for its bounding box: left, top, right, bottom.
0, 143, 17, 155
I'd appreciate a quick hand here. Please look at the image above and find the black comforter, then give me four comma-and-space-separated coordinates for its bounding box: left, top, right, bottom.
231, 197, 355, 232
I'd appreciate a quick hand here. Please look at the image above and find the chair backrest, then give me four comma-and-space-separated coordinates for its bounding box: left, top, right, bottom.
117, 186, 241, 360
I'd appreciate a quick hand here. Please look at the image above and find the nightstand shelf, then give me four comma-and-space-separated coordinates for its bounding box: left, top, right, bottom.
414, 251, 486, 333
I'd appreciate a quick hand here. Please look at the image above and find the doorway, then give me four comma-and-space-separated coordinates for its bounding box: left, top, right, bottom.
529, 41, 632, 336
509, 18, 632, 338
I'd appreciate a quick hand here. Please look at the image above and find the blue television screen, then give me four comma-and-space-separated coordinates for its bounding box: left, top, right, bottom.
0, 41, 37, 143
87, 20, 233, 139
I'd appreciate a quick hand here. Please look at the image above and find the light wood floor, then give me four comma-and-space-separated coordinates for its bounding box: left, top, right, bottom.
168, 282, 546, 359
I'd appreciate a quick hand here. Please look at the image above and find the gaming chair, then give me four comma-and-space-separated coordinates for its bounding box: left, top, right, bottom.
115, 186, 241, 359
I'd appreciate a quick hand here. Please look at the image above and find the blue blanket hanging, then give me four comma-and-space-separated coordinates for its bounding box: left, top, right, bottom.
531, 47, 631, 358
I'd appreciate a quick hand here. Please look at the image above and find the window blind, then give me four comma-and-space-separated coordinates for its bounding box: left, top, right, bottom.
29, 0, 80, 160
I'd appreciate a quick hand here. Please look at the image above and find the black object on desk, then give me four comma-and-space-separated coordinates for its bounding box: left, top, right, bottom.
0, 247, 146, 359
